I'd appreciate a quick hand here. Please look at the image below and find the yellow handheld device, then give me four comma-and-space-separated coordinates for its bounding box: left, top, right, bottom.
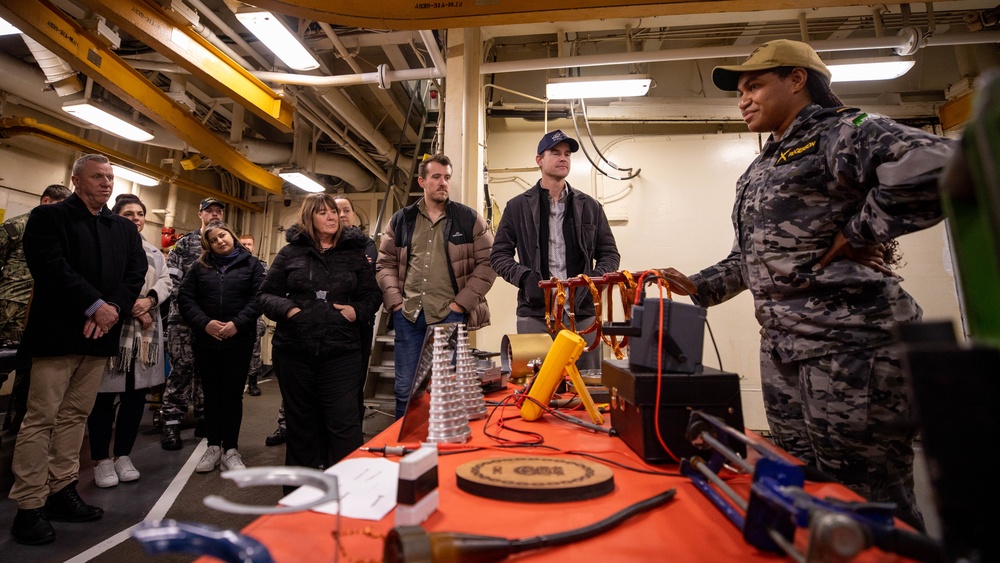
520, 330, 605, 425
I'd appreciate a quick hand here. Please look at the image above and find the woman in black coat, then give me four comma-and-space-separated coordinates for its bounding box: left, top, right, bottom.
177, 221, 264, 474
257, 193, 381, 471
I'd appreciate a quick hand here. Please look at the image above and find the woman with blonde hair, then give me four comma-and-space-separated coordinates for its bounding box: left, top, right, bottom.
178, 221, 264, 473
258, 193, 381, 472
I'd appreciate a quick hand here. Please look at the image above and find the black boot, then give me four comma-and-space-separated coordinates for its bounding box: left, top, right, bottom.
11, 508, 56, 545
247, 375, 261, 397
43, 481, 103, 522
265, 426, 286, 446
161, 423, 182, 450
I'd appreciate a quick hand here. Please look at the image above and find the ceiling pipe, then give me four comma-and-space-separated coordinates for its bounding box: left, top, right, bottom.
317, 88, 393, 157
479, 29, 1000, 75
234, 137, 377, 192
251, 27, 445, 87
252, 65, 442, 87
418, 30, 447, 75
189, 18, 255, 71
296, 95, 389, 182
316, 88, 414, 173
185, 0, 271, 69
319, 22, 417, 143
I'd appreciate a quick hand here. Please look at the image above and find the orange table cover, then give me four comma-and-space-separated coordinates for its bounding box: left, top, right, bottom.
206, 395, 913, 563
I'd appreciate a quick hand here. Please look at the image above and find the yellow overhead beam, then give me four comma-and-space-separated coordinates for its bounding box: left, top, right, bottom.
0, 116, 263, 213
0, 0, 284, 195
248, 0, 877, 29
75, 0, 294, 133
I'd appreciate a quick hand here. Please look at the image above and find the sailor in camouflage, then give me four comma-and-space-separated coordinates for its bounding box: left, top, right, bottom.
0, 185, 72, 346
0, 185, 71, 403
680, 40, 952, 530
239, 233, 265, 397
159, 198, 225, 450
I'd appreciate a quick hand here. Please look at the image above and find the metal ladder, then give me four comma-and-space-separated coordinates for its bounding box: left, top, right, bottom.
362, 84, 441, 414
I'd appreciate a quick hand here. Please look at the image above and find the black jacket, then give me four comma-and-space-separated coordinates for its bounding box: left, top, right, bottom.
21, 192, 146, 357
257, 225, 381, 356
177, 249, 265, 350
490, 182, 619, 318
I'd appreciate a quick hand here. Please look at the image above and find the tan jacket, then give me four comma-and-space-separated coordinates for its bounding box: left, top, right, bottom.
376, 199, 496, 329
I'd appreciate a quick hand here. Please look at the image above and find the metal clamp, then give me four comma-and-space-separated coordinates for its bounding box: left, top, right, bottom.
204, 466, 340, 515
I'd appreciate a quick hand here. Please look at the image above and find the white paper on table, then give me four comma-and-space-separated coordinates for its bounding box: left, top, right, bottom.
278, 457, 399, 521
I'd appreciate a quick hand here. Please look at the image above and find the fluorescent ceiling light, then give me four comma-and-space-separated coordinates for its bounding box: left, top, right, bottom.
235, 10, 319, 71
0, 16, 21, 36
61, 99, 154, 142
279, 171, 326, 192
828, 57, 916, 82
112, 165, 159, 186
546, 75, 651, 99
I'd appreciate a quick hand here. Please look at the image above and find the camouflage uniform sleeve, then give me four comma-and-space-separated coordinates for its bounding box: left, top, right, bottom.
0, 222, 12, 275
689, 238, 747, 307
166, 244, 185, 298
166, 233, 200, 298
837, 115, 951, 246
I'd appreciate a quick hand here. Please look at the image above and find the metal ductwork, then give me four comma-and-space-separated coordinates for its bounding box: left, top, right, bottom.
234, 138, 377, 192
19, 34, 83, 96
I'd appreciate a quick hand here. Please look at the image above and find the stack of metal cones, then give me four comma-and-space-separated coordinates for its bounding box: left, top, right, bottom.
426, 325, 471, 443
454, 324, 487, 420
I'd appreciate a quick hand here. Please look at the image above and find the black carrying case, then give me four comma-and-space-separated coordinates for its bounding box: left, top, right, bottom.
602, 358, 746, 463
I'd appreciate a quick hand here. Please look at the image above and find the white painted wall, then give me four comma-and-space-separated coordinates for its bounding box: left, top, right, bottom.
0, 136, 74, 222
0, 136, 175, 250
476, 120, 963, 431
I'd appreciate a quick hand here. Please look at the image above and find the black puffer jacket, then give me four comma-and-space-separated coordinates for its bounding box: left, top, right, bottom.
177, 249, 265, 350
257, 225, 381, 356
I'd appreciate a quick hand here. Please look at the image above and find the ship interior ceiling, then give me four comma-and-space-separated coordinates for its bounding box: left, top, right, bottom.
0, 0, 998, 227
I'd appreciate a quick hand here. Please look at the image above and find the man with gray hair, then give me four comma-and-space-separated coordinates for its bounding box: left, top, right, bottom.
9, 154, 146, 545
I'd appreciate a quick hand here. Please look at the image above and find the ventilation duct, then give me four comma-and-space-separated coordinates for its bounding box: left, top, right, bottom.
20, 34, 83, 96
235, 138, 377, 192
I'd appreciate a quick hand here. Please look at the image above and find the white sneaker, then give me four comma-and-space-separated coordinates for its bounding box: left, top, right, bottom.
221, 449, 246, 471
196, 445, 222, 473
114, 456, 140, 482
94, 459, 119, 488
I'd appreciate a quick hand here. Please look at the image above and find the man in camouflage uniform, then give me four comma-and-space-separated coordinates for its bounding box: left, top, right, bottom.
0, 185, 72, 347
160, 197, 225, 450
0, 185, 71, 436
239, 233, 265, 397
675, 40, 952, 530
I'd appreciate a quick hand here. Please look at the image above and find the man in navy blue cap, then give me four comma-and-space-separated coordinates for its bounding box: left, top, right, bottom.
491, 130, 620, 372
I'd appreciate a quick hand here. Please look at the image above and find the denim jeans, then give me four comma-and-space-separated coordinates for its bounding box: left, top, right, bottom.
393, 308, 465, 419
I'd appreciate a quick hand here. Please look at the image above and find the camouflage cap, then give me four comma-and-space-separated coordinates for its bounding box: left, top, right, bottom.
199, 197, 225, 211
713, 39, 831, 92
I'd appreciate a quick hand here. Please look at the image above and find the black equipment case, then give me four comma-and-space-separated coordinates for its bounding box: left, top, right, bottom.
602, 359, 746, 463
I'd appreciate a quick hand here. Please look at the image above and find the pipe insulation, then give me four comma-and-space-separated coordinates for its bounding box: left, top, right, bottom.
19, 34, 77, 85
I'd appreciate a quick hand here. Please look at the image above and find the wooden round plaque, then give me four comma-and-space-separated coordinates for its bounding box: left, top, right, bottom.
455, 457, 615, 503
